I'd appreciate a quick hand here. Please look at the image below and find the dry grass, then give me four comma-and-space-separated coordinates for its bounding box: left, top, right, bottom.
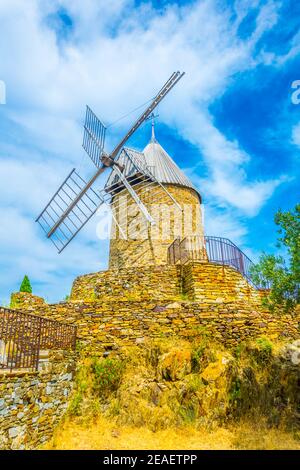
44, 338, 300, 450
231, 423, 300, 450
44, 416, 300, 450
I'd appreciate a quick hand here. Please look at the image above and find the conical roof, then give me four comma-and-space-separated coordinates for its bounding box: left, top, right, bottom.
142, 135, 196, 192
105, 130, 200, 199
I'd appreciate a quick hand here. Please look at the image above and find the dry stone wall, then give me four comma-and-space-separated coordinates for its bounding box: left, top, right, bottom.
71, 265, 182, 302
0, 350, 75, 449
13, 263, 265, 308
10, 292, 46, 309
11, 263, 300, 353
13, 299, 299, 352
182, 262, 264, 305
109, 184, 204, 269
3, 262, 299, 451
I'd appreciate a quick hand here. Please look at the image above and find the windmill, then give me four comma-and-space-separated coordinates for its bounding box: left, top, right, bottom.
36, 71, 185, 253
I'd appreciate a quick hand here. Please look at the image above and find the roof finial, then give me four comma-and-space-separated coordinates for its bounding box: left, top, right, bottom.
149, 112, 158, 143
151, 117, 155, 142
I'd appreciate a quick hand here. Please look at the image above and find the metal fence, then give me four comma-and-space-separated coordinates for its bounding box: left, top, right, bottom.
0, 307, 76, 372
168, 235, 207, 265
167, 235, 267, 289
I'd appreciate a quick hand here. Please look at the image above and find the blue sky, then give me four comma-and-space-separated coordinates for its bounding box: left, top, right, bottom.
0, 0, 299, 304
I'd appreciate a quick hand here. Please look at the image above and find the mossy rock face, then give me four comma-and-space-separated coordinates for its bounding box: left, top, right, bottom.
201, 352, 234, 384
228, 340, 300, 427
158, 348, 192, 381
68, 336, 300, 432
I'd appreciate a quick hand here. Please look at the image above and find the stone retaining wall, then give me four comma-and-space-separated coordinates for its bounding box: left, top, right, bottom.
9, 263, 299, 353
5, 263, 298, 449
10, 292, 46, 309
0, 350, 75, 449
12, 263, 266, 308
68, 262, 266, 308
70, 265, 182, 302
182, 262, 264, 305
12, 299, 299, 351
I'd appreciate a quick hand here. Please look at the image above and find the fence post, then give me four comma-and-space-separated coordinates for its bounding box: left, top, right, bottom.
35, 317, 42, 371
220, 239, 224, 266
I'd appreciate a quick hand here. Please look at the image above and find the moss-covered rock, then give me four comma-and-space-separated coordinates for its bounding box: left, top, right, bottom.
67, 336, 300, 433
158, 348, 192, 381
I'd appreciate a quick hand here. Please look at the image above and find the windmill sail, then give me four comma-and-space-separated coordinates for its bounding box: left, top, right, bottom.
36, 71, 185, 252
83, 106, 106, 168
36, 169, 104, 252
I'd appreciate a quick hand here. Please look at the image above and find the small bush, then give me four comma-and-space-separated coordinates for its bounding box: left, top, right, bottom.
191, 330, 216, 372
184, 374, 203, 393
255, 337, 273, 364
191, 344, 206, 372
178, 403, 197, 424
68, 391, 83, 416
234, 342, 247, 360
67, 359, 92, 416
92, 358, 123, 395
19, 275, 32, 294
229, 377, 242, 404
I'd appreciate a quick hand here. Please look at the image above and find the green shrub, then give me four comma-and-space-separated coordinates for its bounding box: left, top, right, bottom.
92, 358, 123, 395
19, 275, 32, 294
229, 377, 242, 404
67, 360, 90, 416
191, 330, 216, 372
191, 344, 206, 372
250, 204, 300, 313
254, 337, 273, 364
184, 374, 203, 393
234, 342, 247, 360
68, 391, 83, 416
178, 402, 198, 424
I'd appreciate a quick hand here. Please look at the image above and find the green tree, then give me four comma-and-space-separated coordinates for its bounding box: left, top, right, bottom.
251, 204, 300, 313
19, 275, 32, 294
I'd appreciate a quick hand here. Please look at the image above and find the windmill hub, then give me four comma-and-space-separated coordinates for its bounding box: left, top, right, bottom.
100, 153, 115, 167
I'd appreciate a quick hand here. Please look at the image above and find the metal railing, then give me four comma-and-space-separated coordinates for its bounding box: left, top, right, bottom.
167, 235, 267, 289
168, 235, 207, 265
0, 307, 77, 372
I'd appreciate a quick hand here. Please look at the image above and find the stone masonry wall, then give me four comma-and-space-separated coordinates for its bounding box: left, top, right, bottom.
11, 263, 299, 352
5, 264, 298, 449
71, 262, 264, 308
0, 350, 75, 450
182, 262, 264, 306
12, 261, 263, 309
14, 299, 299, 352
109, 184, 204, 269
71, 265, 182, 302
10, 292, 46, 309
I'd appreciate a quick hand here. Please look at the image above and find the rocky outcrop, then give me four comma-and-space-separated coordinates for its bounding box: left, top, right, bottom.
69, 337, 300, 432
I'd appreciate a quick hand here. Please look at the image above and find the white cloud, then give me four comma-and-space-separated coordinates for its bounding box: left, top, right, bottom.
196, 170, 287, 216
0, 0, 290, 302
179, 107, 285, 216
202, 204, 248, 243
0, 206, 106, 304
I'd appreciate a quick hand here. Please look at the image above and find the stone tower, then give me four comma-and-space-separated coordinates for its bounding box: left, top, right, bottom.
107, 126, 204, 269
